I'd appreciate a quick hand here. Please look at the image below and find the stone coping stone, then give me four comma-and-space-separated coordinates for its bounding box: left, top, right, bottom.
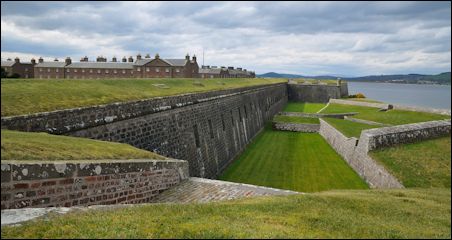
329, 99, 391, 109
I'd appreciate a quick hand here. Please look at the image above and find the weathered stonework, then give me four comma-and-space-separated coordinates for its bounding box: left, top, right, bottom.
1, 159, 189, 210
358, 119, 451, 153
272, 122, 320, 132
319, 118, 404, 189
288, 83, 348, 103
279, 111, 357, 119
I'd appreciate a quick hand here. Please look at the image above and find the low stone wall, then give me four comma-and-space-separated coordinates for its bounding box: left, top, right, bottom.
272, 122, 319, 132
392, 104, 451, 116
280, 111, 357, 119
319, 119, 403, 188
1, 159, 189, 209
329, 99, 390, 109
358, 119, 451, 153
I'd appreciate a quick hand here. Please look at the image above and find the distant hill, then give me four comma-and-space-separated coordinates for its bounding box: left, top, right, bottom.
257, 72, 451, 85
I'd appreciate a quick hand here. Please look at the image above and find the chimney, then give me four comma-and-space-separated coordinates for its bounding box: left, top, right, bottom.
212, 66, 217, 68
122, 56, 127, 62
31, 58, 36, 65
128, 56, 134, 62
155, 53, 160, 59
145, 54, 150, 58
228, 66, 234, 70
7, 58, 12, 61
80, 56, 88, 62
237, 67, 242, 71
136, 53, 142, 60
54, 58, 59, 62
14, 57, 20, 63
112, 56, 117, 62
65, 57, 72, 65
192, 55, 196, 62
185, 53, 190, 61
96, 56, 101, 62
38, 57, 44, 63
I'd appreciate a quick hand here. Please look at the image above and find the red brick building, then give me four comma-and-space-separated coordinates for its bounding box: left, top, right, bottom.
1, 57, 35, 78
199, 66, 255, 78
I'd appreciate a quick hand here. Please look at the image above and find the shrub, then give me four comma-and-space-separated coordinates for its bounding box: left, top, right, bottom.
348, 93, 366, 98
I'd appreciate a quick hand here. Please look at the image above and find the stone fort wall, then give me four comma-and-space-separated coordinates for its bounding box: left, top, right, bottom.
2, 83, 288, 179
287, 83, 349, 103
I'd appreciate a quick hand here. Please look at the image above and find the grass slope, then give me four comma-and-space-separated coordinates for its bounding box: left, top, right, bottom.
2, 188, 450, 239
283, 102, 326, 113
320, 103, 448, 125
322, 118, 379, 138
273, 115, 320, 124
219, 127, 367, 192
371, 136, 451, 188
1, 78, 287, 116
1, 130, 165, 161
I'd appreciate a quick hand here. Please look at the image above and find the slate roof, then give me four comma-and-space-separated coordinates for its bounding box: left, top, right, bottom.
35, 62, 67, 68
199, 68, 223, 74
1, 61, 15, 67
66, 62, 134, 69
164, 59, 187, 66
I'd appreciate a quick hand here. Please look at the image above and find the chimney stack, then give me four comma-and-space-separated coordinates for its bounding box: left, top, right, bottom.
112, 56, 117, 62
54, 58, 59, 62
228, 66, 234, 70
237, 67, 242, 71
136, 53, 142, 60
80, 56, 88, 62
185, 53, 190, 61
128, 56, 134, 62
38, 57, 44, 63
14, 57, 20, 63
65, 57, 72, 65
145, 54, 150, 58
122, 56, 127, 62
31, 58, 36, 65
7, 58, 12, 61
155, 53, 160, 59
192, 55, 196, 62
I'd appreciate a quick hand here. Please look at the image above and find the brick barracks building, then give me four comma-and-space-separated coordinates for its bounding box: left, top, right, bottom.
1, 53, 255, 79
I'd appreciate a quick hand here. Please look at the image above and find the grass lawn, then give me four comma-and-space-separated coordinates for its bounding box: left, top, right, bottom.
320, 103, 448, 125
370, 136, 451, 188
2, 188, 450, 239
219, 127, 367, 192
1, 130, 165, 161
1, 78, 287, 117
282, 102, 326, 113
294, 78, 340, 85
273, 115, 320, 124
322, 118, 379, 138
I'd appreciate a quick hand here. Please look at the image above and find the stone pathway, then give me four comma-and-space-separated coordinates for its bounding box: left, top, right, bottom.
150, 177, 300, 203
2, 178, 300, 226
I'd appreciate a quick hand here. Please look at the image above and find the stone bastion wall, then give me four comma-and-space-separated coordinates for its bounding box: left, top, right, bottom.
2, 83, 288, 179
1, 159, 189, 210
287, 82, 349, 103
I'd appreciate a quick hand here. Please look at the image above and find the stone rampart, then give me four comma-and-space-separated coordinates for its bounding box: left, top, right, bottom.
1, 159, 189, 210
287, 83, 348, 103
272, 122, 319, 132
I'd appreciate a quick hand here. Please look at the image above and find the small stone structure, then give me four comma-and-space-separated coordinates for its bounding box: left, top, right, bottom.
272, 122, 320, 132
287, 82, 349, 103
1, 159, 189, 210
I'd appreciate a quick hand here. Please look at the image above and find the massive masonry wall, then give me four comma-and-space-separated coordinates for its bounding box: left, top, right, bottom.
287, 83, 348, 103
1, 159, 189, 209
2, 83, 288, 179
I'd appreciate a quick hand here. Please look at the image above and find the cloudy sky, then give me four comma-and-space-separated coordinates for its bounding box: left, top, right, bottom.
1, 1, 450, 76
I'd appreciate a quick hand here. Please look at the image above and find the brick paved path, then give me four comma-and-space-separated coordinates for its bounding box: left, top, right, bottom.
150, 177, 300, 203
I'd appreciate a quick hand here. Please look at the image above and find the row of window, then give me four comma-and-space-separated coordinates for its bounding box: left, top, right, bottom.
37, 67, 181, 73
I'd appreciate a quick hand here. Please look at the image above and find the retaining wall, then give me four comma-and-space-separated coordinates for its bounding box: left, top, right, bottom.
287, 83, 348, 103
319, 119, 404, 188
2, 83, 288, 179
392, 104, 451, 116
272, 122, 319, 132
329, 99, 391, 109
279, 111, 357, 119
1, 159, 189, 210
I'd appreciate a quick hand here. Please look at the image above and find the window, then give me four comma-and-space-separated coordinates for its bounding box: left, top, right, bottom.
90, 69, 93, 73
39, 68, 43, 72
74, 69, 77, 73
155, 68, 160, 72
66, 69, 70, 73
165, 68, 169, 73
113, 69, 117, 74
82, 69, 85, 73
146, 67, 150, 72
122, 70, 126, 74
47, 68, 50, 72
176, 68, 180, 73
137, 67, 141, 72
105, 69, 109, 74
97, 70, 101, 74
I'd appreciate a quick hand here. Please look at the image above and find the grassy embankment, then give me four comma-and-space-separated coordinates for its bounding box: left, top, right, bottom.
2, 188, 450, 239
1, 130, 165, 161
319, 103, 449, 137
1, 78, 287, 116
219, 126, 368, 192
371, 136, 451, 188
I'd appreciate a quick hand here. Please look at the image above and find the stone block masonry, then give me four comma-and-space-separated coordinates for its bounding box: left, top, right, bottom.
288, 83, 348, 103
279, 111, 357, 119
272, 122, 320, 132
1, 159, 189, 210
1, 83, 288, 179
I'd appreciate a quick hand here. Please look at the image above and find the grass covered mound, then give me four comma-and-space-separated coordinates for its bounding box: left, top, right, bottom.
219, 127, 367, 192
2, 188, 449, 239
370, 136, 451, 188
1, 130, 165, 161
1, 78, 287, 117
322, 118, 379, 138
273, 115, 320, 124
320, 103, 448, 125
283, 102, 326, 113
